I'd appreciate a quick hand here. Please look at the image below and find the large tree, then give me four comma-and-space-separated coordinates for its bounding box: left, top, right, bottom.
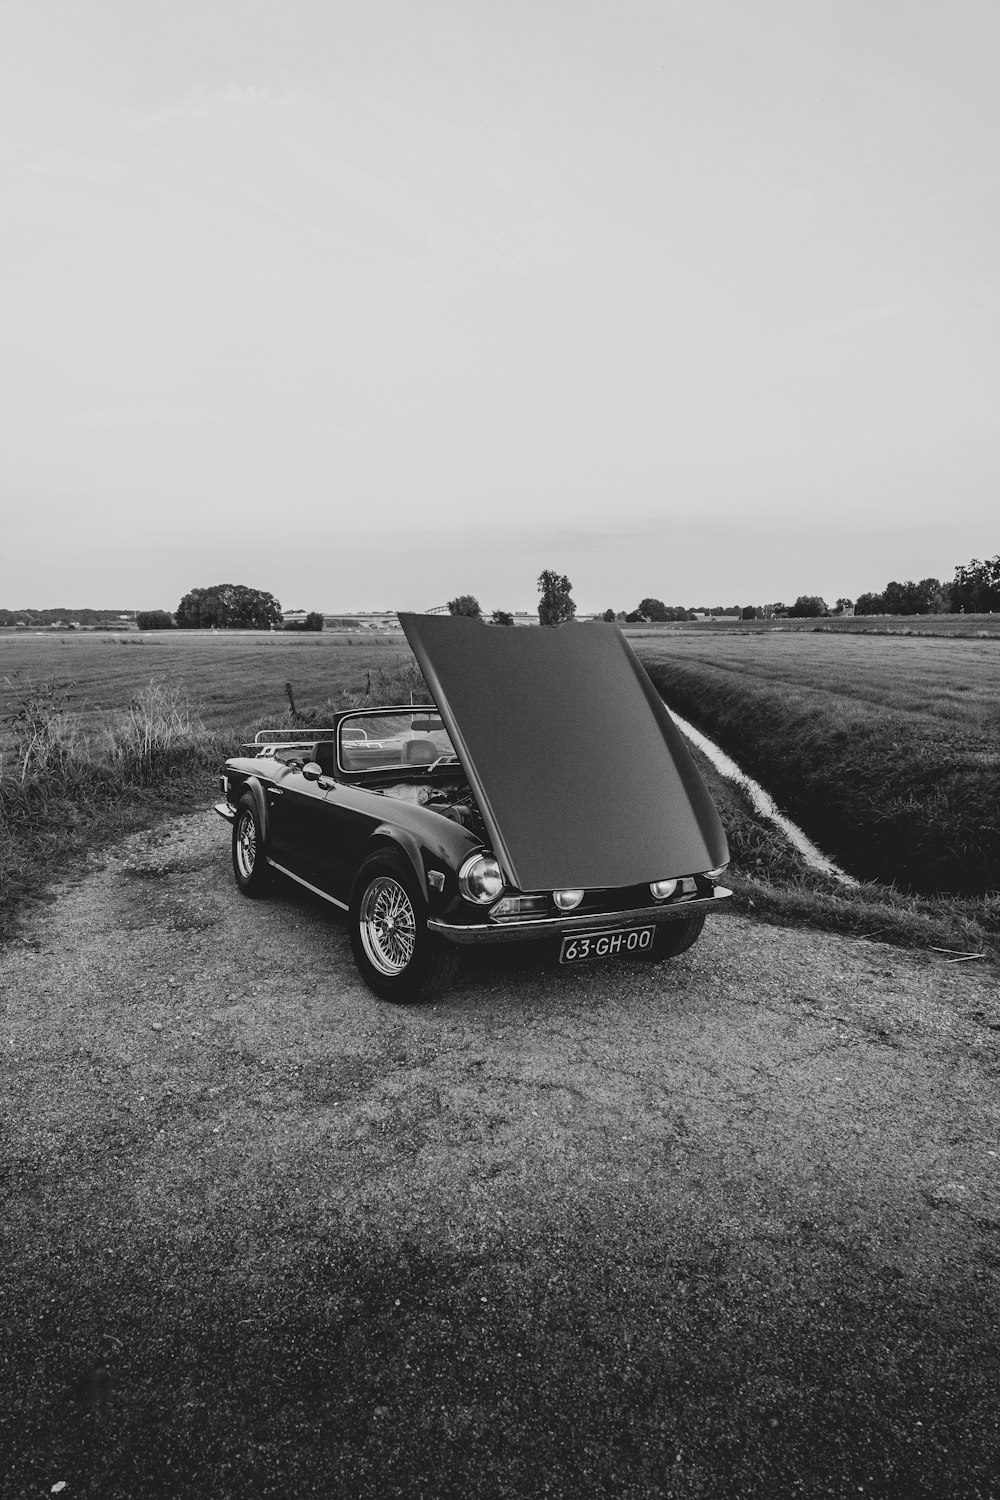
447, 594, 482, 619
175, 584, 282, 630
950, 556, 1000, 613
788, 594, 828, 618
537, 570, 576, 626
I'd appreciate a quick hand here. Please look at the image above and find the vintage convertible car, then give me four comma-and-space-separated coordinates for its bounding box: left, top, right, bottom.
215, 612, 731, 1001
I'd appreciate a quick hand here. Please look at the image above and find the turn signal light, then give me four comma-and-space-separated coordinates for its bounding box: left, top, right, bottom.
553, 889, 584, 911
490, 894, 549, 919
649, 879, 678, 900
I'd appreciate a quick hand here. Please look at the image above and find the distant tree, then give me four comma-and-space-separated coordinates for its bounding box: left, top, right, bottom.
740, 605, 757, 621
284, 610, 325, 632
917, 579, 949, 613
950, 556, 1000, 613
633, 597, 691, 622
770, 602, 788, 618
789, 595, 828, 618
855, 576, 952, 615
537, 570, 576, 626
833, 598, 854, 616
136, 609, 175, 630
175, 584, 282, 630
447, 594, 482, 619
881, 580, 910, 615
624, 608, 645, 623
602, 608, 616, 623
490, 609, 514, 626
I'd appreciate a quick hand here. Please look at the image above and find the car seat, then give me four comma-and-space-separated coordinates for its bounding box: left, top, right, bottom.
401, 738, 438, 765
312, 740, 336, 776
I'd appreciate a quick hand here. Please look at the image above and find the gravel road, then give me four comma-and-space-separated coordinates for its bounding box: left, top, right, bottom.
3, 809, 999, 1499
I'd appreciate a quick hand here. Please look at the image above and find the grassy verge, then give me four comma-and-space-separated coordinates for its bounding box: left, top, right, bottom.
696, 756, 999, 964
640, 653, 1000, 898
0, 666, 430, 941
0, 682, 233, 941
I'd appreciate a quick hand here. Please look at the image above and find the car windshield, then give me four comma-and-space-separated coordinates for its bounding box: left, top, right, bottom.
338, 710, 458, 773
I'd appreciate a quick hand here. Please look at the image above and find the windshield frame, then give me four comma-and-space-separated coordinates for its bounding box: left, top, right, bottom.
335, 706, 458, 777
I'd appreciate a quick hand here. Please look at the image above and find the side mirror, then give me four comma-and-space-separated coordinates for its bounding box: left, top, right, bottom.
302, 761, 323, 782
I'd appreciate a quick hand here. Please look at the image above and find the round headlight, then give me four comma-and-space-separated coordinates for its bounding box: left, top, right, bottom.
650, 878, 678, 901
459, 853, 505, 905
553, 889, 584, 911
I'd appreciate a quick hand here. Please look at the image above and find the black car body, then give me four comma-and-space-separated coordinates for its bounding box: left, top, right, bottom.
215, 613, 731, 1000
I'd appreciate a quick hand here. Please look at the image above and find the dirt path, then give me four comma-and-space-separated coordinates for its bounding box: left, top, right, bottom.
3, 810, 999, 1499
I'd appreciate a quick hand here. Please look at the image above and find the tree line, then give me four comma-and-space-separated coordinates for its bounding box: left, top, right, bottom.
22, 550, 992, 634
612, 553, 999, 622
133, 585, 322, 631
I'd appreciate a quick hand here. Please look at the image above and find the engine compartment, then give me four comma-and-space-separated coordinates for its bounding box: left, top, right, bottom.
379, 778, 488, 839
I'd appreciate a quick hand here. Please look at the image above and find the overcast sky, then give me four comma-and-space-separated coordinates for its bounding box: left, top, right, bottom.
2, 0, 997, 613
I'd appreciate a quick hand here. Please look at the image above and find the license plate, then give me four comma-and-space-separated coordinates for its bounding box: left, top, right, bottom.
559, 927, 655, 964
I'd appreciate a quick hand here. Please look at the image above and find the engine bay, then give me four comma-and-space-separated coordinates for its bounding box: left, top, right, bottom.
380, 778, 488, 839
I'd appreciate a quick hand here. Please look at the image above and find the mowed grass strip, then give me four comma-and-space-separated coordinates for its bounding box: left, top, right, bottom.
635, 631, 1000, 897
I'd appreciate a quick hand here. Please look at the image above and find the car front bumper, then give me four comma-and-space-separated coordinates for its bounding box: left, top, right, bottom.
428, 886, 732, 945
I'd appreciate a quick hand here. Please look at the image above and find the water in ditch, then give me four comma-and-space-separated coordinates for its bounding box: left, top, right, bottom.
668, 709, 859, 889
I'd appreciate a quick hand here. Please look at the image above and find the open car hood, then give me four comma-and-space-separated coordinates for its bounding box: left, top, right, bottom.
399, 613, 728, 892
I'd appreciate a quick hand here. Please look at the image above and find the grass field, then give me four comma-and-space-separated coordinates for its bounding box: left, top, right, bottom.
629, 612, 1000, 638
634, 628, 1000, 897
0, 629, 413, 756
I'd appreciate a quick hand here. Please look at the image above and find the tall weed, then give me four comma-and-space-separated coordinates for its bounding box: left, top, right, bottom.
103, 681, 210, 779
2, 673, 87, 782
0, 676, 228, 927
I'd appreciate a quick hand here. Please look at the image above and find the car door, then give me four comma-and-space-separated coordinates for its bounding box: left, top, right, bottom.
308, 781, 393, 904
264, 762, 332, 887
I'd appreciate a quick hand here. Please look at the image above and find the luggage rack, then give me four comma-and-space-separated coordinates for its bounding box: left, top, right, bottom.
241, 727, 338, 755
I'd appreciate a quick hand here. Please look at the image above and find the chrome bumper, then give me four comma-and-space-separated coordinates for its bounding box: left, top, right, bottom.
428, 886, 732, 946
214, 800, 235, 823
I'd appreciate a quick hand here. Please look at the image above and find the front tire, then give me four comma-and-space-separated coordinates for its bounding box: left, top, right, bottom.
349, 853, 460, 1003
647, 912, 706, 960
232, 794, 270, 896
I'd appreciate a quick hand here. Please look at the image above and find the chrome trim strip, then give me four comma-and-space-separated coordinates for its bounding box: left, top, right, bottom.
429, 887, 732, 945
266, 859, 349, 911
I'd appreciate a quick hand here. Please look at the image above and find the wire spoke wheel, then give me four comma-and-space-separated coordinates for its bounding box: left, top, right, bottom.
358, 875, 418, 976
232, 794, 269, 895
235, 810, 257, 880
350, 853, 460, 1001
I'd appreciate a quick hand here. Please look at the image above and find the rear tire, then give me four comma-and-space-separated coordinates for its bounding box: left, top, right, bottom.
232, 794, 270, 897
349, 852, 460, 1003
647, 912, 706, 959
